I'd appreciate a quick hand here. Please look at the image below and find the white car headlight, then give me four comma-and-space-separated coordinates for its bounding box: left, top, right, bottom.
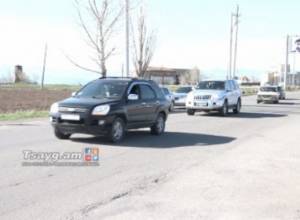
50, 103, 59, 114
92, 105, 110, 116
186, 93, 194, 101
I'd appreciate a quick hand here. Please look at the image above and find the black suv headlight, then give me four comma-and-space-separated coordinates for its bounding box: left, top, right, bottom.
92, 105, 110, 116
50, 103, 59, 114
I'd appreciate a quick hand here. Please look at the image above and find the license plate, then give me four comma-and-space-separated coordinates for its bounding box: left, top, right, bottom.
61, 114, 80, 121
195, 102, 207, 107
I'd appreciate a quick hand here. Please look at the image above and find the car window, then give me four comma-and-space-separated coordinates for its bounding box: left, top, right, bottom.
260, 87, 278, 92
234, 81, 240, 90
140, 85, 156, 100
128, 85, 141, 99
162, 88, 170, 95
76, 80, 128, 99
230, 80, 236, 90
196, 81, 225, 90
225, 81, 232, 91
175, 87, 192, 93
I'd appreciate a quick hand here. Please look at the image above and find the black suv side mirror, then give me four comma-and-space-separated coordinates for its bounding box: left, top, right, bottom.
128, 94, 139, 101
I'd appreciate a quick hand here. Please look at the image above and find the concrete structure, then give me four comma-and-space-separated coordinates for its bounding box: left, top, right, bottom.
145, 67, 200, 85
287, 72, 300, 86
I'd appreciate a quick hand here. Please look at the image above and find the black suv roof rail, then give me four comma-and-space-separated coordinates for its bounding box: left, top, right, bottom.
99, 76, 140, 80
98, 76, 158, 85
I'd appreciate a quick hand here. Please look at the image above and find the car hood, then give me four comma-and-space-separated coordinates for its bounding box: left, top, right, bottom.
192, 90, 225, 96
58, 97, 120, 108
257, 91, 279, 96
173, 92, 188, 98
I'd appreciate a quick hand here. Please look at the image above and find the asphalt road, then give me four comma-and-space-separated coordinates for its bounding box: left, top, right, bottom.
1, 92, 300, 220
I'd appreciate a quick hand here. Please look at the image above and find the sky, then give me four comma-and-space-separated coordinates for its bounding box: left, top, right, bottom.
0, 0, 299, 84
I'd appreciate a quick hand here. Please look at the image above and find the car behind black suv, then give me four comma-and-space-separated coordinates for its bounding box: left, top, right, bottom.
50, 77, 169, 142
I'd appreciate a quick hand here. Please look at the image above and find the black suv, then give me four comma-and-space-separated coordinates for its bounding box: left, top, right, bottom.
49, 77, 169, 142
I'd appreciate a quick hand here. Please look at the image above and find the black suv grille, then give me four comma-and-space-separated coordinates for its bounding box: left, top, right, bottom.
59, 107, 88, 113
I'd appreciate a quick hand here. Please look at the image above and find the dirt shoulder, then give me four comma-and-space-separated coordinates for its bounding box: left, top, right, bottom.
0, 88, 73, 113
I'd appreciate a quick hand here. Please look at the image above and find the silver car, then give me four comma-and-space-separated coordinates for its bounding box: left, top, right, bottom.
161, 87, 175, 111
277, 86, 286, 100
173, 86, 193, 107
185, 80, 242, 116
257, 86, 280, 104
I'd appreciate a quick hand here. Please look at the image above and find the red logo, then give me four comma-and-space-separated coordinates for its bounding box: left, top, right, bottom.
85, 155, 91, 161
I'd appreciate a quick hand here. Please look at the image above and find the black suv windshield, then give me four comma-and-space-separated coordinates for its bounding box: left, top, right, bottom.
197, 81, 225, 90
76, 80, 129, 99
176, 87, 192, 93
260, 87, 278, 92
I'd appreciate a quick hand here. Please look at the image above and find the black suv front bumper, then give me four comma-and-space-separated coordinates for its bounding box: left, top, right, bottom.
50, 112, 116, 135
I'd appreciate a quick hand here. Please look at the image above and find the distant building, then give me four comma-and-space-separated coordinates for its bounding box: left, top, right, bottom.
241, 76, 250, 83
145, 67, 200, 85
266, 71, 281, 85
287, 73, 300, 86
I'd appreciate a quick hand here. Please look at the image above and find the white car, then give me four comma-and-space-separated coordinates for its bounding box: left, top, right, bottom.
186, 80, 242, 116
173, 86, 193, 107
257, 86, 280, 104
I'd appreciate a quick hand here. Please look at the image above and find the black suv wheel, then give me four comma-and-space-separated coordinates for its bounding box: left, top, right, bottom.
151, 113, 165, 135
54, 128, 71, 140
109, 118, 125, 143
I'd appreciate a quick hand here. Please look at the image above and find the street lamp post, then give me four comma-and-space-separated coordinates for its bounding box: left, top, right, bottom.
125, 0, 130, 77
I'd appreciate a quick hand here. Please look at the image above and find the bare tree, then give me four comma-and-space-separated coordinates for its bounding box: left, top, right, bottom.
68, 0, 123, 77
132, 7, 156, 78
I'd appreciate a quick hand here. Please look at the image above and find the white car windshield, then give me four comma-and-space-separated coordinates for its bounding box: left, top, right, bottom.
196, 81, 225, 90
260, 87, 278, 92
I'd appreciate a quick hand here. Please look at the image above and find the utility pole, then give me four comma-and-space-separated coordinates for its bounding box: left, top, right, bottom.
41, 43, 48, 89
125, 0, 130, 77
233, 5, 240, 79
284, 35, 289, 89
228, 14, 234, 80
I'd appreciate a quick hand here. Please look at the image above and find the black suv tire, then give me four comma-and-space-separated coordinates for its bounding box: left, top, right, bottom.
151, 113, 165, 135
109, 118, 126, 143
55, 128, 71, 140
